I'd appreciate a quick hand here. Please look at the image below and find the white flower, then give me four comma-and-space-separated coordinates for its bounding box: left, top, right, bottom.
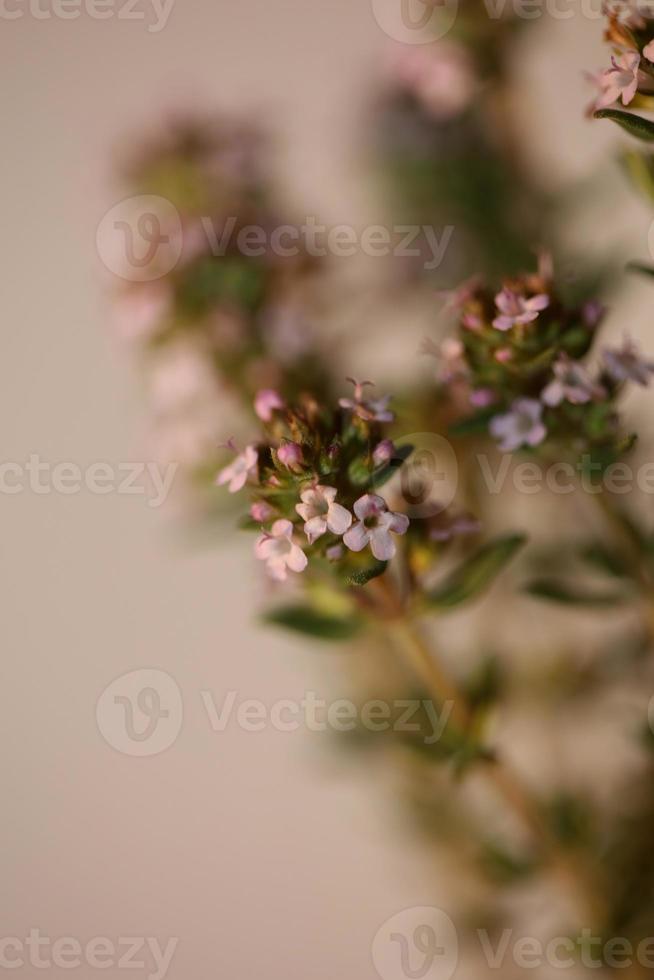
343, 494, 409, 562
295, 485, 352, 544
255, 520, 308, 581
490, 399, 547, 453
541, 355, 605, 407
215, 445, 258, 493
603, 336, 654, 386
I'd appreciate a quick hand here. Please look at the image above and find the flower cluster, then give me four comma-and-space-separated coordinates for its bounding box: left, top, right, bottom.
433, 260, 654, 460
215, 380, 412, 582
588, 3, 654, 113
113, 114, 334, 477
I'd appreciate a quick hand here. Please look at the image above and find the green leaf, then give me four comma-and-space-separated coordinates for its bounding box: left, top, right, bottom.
627, 261, 654, 279
594, 108, 654, 142
261, 604, 363, 641
579, 542, 631, 580
427, 534, 527, 610
345, 561, 388, 586
524, 579, 629, 606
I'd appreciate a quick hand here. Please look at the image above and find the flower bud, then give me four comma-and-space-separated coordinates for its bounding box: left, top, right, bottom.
277, 441, 304, 471
254, 388, 284, 422
373, 439, 395, 466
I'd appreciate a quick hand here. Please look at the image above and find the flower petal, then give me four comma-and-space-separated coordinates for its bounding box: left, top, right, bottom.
370, 529, 397, 562
343, 522, 369, 553
286, 544, 308, 573
326, 503, 352, 536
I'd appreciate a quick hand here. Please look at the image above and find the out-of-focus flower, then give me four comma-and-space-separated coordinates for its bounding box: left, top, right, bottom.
326, 543, 344, 562
429, 510, 481, 543
250, 500, 276, 523
391, 42, 476, 119
255, 389, 284, 422
277, 441, 304, 471
216, 445, 258, 493
114, 285, 170, 343
603, 336, 654, 385
255, 519, 308, 581
490, 399, 547, 452
343, 494, 409, 561
438, 338, 469, 382
470, 388, 496, 408
339, 378, 395, 423
295, 485, 352, 543
373, 440, 396, 466
582, 300, 606, 329
589, 52, 641, 111
492, 288, 550, 332
541, 355, 605, 406
644, 39, 654, 61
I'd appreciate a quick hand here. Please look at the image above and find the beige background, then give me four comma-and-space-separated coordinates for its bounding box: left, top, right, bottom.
0, 2, 647, 978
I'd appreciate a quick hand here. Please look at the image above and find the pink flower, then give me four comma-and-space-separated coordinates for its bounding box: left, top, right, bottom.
590, 52, 641, 111
343, 494, 409, 562
295, 485, 352, 543
644, 40, 654, 62
603, 336, 654, 385
250, 500, 275, 523
254, 389, 284, 422
339, 378, 395, 423
492, 288, 550, 332
277, 441, 304, 471
541, 355, 605, 406
470, 388, 496, 408
255, 520, 308, 581
373, 440, 396, 466
438, 338, 469, 382
392, 42, 476, 120
490, 399, 547, 453
216, 445, 258, 493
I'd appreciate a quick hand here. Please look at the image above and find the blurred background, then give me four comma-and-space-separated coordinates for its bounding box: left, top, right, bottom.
2, 2, 654, 978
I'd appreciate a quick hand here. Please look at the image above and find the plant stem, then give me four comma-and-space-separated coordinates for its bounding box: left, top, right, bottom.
374, 582, 609, 930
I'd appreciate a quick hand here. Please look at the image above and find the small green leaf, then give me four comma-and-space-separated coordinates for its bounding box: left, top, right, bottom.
594, 108, 654, 142
346, 561, 388, 586
261, 604, 363, 641
524, 579, 629, 606
427, 534, 527, 610
627, 261, 654, 279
